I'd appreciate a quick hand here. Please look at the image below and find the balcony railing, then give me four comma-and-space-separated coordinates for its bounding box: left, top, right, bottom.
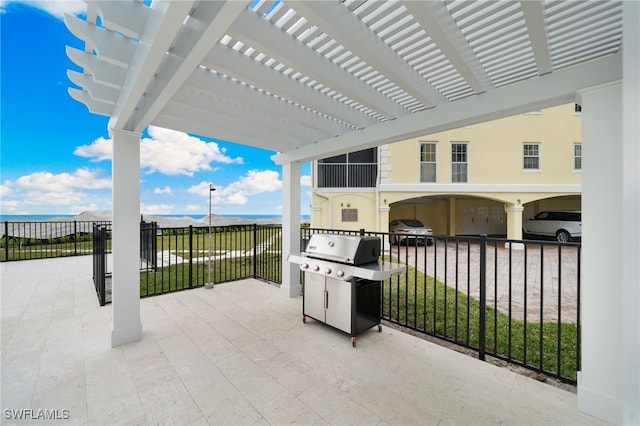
317, 163, 377, 188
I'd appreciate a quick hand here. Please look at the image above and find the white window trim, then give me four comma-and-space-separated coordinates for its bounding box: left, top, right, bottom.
419, 141, 438, 183
450, 141, 469, 183
522, 142, 541, 172
573, 142, 582, 173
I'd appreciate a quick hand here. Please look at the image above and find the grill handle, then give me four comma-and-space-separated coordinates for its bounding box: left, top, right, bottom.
325, 290, 329, 309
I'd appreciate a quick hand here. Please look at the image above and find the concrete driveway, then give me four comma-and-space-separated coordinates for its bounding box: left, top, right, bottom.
389, 239, 580, 324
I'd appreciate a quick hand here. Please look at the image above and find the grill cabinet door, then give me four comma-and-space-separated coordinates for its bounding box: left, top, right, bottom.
304, 272, 326, 322
325, 278, 352, 334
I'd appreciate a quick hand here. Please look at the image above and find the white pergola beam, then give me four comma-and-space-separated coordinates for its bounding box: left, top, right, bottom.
403, 0, 493, 94
203, 44, 376, 130
129, 1, 250, 133
108, 0, 195, 131
521, 0, 553, 75
288, 1, 445, 108
228, 8, 407, 120
272, 52, 621, 164
185, 66, 346, 141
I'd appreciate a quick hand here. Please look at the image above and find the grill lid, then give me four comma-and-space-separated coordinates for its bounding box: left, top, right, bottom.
304, 234, 380, 265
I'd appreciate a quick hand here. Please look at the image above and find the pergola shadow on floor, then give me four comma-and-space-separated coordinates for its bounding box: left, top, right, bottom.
1, 256, 604, 425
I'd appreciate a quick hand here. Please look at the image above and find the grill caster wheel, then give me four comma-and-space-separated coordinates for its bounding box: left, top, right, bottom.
351, 337, 357, 348
378, 325, 382, 333
302, 315, 306, 324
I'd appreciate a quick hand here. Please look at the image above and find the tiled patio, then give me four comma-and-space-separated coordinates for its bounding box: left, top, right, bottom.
1, 256, 605, 425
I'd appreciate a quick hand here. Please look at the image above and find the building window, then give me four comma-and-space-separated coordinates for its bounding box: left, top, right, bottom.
419, 142, 437, 182
317, 148, 377, 188
523, 143, 540, 170
451, 143, 468, 183
574, 143, 582, 170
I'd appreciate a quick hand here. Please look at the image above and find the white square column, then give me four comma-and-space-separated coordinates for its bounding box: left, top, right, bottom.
281, 161, 302, 297
110, 129, 143, 347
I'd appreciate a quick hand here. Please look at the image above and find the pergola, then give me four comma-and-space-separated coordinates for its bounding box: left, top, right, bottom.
64, 1, 638, 423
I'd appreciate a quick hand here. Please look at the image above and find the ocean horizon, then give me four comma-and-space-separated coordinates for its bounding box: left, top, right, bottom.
0, 213, 311, 222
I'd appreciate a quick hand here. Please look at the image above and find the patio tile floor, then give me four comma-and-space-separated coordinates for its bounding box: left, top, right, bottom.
1, 256, 606, 425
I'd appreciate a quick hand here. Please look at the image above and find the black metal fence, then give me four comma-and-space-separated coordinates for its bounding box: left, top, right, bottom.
92, 223, 284, 303
1, 220, 111, 261
302, 227, 581, 385
92, 223, 111, 306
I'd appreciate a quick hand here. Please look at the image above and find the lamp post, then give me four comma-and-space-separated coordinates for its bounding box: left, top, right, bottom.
205, 184, 216, 289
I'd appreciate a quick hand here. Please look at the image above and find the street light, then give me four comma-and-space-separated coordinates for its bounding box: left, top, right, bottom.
205, 184, 216, 289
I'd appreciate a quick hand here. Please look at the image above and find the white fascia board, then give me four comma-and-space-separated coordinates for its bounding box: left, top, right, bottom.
378, 183, 581, 193
404, 1, 493, 94
289, 1, 444, 108
272, 52, 621, 165
130, 1, 250, 133
228, 8, 407, 120
314, 187, 377, 194
203, 44, 375, 131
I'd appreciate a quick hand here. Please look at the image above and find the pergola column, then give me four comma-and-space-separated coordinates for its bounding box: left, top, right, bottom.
281, 161, 302, 297
110, 129, 143, 347
577, 82, 624, 422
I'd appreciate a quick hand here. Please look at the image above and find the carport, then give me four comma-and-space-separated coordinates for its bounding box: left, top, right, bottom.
64, 1, 638, 422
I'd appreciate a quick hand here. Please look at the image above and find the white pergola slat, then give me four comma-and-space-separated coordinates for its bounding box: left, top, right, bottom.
66, 0, 623, 163
64, 2, 639, 423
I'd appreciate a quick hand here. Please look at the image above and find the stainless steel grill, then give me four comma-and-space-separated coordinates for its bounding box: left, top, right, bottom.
288, 233, 406, 346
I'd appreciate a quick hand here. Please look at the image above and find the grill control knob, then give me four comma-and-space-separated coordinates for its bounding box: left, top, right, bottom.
324, 267, 332, 274
301, 263, 309, 269
336, 270, 345, 278
313, 265, 320, 272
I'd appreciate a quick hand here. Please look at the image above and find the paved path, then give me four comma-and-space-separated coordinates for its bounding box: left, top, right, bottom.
389, 240, 580, 323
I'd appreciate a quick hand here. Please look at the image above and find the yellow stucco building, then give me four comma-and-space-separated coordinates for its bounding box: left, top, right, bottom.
310, 103, 582, 240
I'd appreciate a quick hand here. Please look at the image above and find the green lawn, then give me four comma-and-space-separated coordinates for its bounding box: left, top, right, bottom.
382, 261, 579, 381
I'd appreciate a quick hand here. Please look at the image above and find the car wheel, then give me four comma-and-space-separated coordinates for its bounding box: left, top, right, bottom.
556, 230, 571, 242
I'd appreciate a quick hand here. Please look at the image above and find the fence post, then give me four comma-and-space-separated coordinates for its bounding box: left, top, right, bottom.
74, 221, 78, 255
479, 234, 487, 361
188, 225, 193, 288
4, 221, 8, 261
253, 224, 258, 278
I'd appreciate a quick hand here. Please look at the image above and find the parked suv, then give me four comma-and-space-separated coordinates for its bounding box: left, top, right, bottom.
523, 210, 581, 242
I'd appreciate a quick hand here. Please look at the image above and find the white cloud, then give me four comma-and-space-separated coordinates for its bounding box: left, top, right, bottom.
141, 204, 175, 215
301, 175, 311, 187
0, 0, 85, 19
0, 168, 111, 213
153, 186, 173, 195
74, 136, 111, 162
15, 168, 111, 191
187, 170, 281, 206
73, 127, 244, 176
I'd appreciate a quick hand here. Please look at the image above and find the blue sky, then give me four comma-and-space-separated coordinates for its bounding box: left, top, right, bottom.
0, 1, 311, 217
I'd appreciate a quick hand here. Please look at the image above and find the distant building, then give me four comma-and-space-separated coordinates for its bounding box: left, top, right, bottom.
310, 103, 582, 240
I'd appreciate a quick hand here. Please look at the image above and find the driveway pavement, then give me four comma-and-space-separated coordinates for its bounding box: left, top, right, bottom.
390, 240, 580, 323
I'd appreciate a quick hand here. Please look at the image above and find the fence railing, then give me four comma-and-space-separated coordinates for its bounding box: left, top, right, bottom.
92, 223, 284, 304
317, 163, 377, 188
302, 227, 581, 385
92, 223, 111, 306
1, 220, 111, 261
